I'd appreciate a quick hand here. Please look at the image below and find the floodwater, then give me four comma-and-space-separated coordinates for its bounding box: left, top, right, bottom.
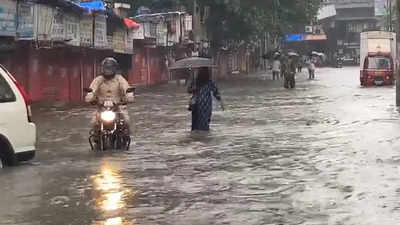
2, 67, 400, 225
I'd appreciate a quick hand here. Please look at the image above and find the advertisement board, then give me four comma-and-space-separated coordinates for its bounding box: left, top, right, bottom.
80, 14, 93, 46
125, 30, 133, 54
156, 22, 167, 46
113, 27, 125, 53
132, 25, 144, 39
0, 0, 17, 36
65, 13, 80, 46
36, 4, 53, 40
51, 10, 65, 41
94, 13, 107, 48
17, 2, 35, 39
375, 0, 387, 16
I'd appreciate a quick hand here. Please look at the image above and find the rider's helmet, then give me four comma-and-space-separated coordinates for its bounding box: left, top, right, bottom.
101, 57, 119, 79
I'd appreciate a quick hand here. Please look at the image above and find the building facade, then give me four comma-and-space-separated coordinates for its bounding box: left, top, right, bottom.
319, 0, 384, 63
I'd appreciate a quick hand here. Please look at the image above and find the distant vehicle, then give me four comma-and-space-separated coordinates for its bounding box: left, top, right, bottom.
342, 55, 357, 66
360, 31, 396, 86
0, 65, 36, 167
336, 57, 344, 68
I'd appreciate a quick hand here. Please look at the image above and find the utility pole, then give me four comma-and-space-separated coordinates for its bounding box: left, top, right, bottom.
396, 0, 400, 106
389, 0, 392, 31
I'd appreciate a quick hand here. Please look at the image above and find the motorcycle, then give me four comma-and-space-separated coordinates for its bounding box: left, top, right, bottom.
84, 87, 135, 151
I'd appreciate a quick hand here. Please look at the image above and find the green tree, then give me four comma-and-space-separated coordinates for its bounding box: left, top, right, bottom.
104, 0, 322, 47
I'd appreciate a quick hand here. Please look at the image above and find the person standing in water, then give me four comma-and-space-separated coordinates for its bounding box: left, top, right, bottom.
187, 67, 224, 131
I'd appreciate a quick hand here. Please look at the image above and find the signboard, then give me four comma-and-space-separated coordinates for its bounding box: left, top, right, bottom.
132, 25, 144, 39
64, 13, 80, 46
375, 0, 387, 16
113, 27, 125, 53
317, 4, 336, 21
17, 2, 35, 39
94, 13, 107, 48
0, 0, 17, 36
368, 39, 391, 52
37, 4, 53, 40
51, 10, 65, 41
156, 22, 167, 46
80, 14, 93, 46
125, 30, 133, 54
285, 34, 305, 42
305, 34, 327, 41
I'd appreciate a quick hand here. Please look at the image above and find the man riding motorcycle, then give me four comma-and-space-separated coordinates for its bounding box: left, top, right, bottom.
85, 57, 134, 139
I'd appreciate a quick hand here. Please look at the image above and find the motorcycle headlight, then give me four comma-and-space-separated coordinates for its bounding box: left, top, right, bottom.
101, 111, 116, 122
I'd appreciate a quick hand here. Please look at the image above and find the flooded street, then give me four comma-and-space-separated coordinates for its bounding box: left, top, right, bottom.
3, 66, 400, 225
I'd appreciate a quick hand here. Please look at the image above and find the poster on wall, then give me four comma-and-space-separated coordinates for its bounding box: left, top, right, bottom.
17, 2, 35, 39
113, 28, 125, 53
94, 13, 107, 48
185, 15, 192, 31
65, 13, 80, 46
51, 10, 65, 41
132, 25, 144, 39
156, 22, 167, 46
144, 23, 151, 38
125, 30, 133, 54
36, 4, 53, 40
167, 18, 175, 46
0, 0, 17, 36
80, 14, 93, 46
176, 15, 181, 43
107, 35, 113, 49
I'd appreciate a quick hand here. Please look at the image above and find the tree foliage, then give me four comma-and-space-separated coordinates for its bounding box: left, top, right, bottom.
106, 0, 322, 46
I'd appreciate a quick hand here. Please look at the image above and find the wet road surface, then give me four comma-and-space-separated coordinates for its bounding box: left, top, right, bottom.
2, 67, 400, 225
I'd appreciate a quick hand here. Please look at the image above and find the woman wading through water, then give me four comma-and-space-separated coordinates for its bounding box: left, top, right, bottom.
187, 67, 224, 131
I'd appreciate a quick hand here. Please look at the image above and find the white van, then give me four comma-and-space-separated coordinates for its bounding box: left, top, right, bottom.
0, 65, 36, 167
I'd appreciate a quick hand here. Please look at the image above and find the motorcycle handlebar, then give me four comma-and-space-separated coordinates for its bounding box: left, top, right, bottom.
90, 101, 128, 107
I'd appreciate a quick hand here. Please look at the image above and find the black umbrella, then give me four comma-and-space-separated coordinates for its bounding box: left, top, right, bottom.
168, 57, 217, 70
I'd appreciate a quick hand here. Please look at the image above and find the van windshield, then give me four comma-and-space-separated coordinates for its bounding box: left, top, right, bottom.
366, 56, 391, 70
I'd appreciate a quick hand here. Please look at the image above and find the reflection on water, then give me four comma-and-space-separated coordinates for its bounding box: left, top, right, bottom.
94, 167, 126, 211
92, 163, 135, 225
104, 217, 123, 225
92, 217, 133, 225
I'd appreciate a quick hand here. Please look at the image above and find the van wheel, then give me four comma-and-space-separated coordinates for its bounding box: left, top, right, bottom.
0, 139, 18, 167
0, 152, 17, 167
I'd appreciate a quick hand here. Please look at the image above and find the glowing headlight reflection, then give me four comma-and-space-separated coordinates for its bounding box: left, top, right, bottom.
104, 217, 123, 225
101, 111, 116, 122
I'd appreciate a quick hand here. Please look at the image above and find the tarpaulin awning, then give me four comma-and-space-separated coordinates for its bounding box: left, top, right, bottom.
78, 1, 106, 11
33, 0, 86, 13
124, 18, 140, 29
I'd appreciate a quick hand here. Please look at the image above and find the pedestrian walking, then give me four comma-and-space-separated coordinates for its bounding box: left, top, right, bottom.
284, 54, 297, 89
307, 58, 316, 80
187, 67, 224, 131
272, 57, 281, 80
297, 56, 303, 72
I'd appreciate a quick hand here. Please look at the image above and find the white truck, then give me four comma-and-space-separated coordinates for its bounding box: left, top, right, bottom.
360, 31, 396, 86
